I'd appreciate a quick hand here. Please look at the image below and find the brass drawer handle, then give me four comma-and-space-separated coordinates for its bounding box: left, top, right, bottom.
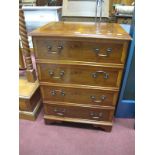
51, 89, 65, 96
90, 95, 106, 103
92, 71, 109, 79
90, 112, 103, 119
53, 108, 66, 116
49, 70, 65, 79
47, 45, 63, 54
94, 48, 112, 57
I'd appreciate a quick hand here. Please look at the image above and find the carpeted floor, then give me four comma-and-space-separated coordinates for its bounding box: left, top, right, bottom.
19, 109, 135, 155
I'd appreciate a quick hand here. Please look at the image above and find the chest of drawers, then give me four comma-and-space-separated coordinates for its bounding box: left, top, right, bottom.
30, 22, 131, 131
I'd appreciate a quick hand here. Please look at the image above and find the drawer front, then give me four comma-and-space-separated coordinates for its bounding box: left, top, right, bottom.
37, 63, 123, 87
44, 103, 114, 122
33, 38, 125, 64
41, 85, 119, 106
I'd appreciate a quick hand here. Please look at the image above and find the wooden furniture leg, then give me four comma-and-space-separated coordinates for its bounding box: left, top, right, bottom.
93, 124, 112, 132
19, 9, 36, 82
44, 118, 62, 125
19, 41, 26, 69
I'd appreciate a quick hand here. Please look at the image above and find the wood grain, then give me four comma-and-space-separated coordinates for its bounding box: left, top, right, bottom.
31, 22, 131, 131
33, 37, 128, 64
44, 115, 112, 132
19, 9, 37, 82
19, 76, 39, 99
30, 22, 131, 41
19, 45, 25, 69
39, 82, 119, 91
37, 62, 123, 88
19, 87, 41, 112
19, 99, 42, 121
40, 85, 119, 106
44, 102, 114, 122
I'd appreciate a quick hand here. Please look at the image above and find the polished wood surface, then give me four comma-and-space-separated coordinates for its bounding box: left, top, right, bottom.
30, 22, 131, 40
44, 115, 112, 131
19, 76, 39, 98
40, 82, 119, 91
33, 37, 128, 64
36, 59, 124, 68
19, 9, 37, 82
30, 88, 41, 111
19, 75, 42, 120
19, 99, 42, 121
19, 82, 41, 112
31, 22, 130, 131
44, 102, 114, 122
19, 44, 25, 69
37, 63, 123, 88
20, 99, 28, 111
40, 85, 119, 106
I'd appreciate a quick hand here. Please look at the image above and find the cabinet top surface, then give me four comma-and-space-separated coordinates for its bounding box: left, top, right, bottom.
30, 22, 131, 40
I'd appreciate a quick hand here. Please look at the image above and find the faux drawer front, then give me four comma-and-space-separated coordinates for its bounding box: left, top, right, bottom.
41, 85, 119, 106
33, 38, 125, 64
37, 63, 123, 87
44, 102, 114, 122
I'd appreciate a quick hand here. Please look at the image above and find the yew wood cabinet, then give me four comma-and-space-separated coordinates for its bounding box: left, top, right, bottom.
30, 22, 131, 131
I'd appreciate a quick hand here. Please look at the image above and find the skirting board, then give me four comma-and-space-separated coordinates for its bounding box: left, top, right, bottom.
19, 99, 42, 121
